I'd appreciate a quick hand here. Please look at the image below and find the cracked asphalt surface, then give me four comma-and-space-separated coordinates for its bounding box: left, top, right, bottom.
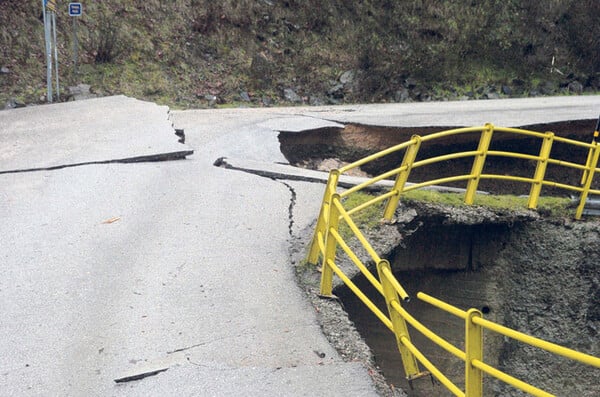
1, 95, 599, 396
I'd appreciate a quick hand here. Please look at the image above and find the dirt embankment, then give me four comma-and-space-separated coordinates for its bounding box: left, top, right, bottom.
291, 201, 600, 396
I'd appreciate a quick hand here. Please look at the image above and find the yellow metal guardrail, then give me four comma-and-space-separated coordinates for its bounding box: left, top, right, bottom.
307, 124, 600, 396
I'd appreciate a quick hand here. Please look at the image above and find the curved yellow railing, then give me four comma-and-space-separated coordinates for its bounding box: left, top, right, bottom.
307, 124, 600, 397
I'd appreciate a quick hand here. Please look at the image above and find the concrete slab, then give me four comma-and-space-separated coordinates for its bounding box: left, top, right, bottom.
0, 95, 193, 174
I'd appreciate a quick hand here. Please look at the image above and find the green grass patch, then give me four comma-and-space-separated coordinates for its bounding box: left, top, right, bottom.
338, 192, 385, 240
336, 189, 572, 234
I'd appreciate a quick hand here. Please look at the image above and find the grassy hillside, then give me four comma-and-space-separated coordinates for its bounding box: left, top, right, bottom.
1, 0, 598, 108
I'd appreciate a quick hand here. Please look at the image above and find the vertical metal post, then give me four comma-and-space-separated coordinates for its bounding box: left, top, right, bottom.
377, 260, 421, 379
43, 2, 53, 102
52, 11, 60, 100
72, 16, 79, 77
383, 135, 422, 220
465, 124, 494, 205
319, 193, 341, 297
465, 308, 483, 397
308, 169, 340, 264
576, 141, 600, 219
581, 116, 600, 185
528, 132, 554, 209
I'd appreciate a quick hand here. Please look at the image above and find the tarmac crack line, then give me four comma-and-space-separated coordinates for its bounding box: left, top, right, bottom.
0, 151, 194, 175
279, 181, 297, 238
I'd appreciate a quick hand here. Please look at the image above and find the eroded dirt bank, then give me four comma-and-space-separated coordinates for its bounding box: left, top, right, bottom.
291, 201, 600, 396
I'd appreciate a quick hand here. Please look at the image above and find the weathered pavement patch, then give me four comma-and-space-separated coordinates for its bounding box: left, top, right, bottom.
0, 95, 192, 174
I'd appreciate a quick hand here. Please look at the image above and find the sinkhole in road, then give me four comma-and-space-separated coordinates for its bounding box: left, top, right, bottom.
279, 118, 599, 195
280, 120, 600, 396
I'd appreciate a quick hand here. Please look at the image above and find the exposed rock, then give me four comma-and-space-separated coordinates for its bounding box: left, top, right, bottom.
538, 80, 557, 95
4, 98, 26, 109
339, 70, 355, 85
327, 83, 344, 99
308, 95, 325, 106
0, 66, 10, 74
404, 77, 417, 89
283, 88, 302, 103
261, 95, 273, 107
239, 91, 251, 102
568, 80, 584, 94
394, 88, 410, 102
501, 85, 513, 95
204, 94, 217, 107
67, 84, 96, 101
250, 52, 272, 87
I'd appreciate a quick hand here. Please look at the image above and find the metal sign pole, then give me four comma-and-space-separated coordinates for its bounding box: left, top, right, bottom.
72, 16, 78, 77
52, 11, 60, 100
42, 0, 53, 102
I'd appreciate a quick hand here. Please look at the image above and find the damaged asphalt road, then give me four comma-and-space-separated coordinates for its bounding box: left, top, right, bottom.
1, 95, 599, 396
0, 97, 378, 396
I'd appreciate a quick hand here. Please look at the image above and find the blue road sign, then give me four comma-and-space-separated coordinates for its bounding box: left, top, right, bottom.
69, 3, 82, 16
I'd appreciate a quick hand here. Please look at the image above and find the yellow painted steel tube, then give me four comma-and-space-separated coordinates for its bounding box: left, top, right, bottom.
345, 190, 397, 217
339, 140, 413, 174
547, 158, 591, 171
340, 166, 407, 197
411, 151, 481, 169
465, 309, 483, 397
417, 292, 468, 319
400, 335, 466, 397
326, 258, 393, 331
403, 175, 474, 192
391, 301, 466, 360
538, 180, 585, 193
378, 260, 421, 378
553, 135, 595, 148
329, 228, 384, 296
308, 170, 340, 264
338, 126, 483, 174
577, 142, 600, 219
380, 266, 409, 301
471, 359, 554, 397
471, 316, 600, 368
487, 150, 541, 161
528, 132, 554, 209
465, 124, 494, 205
479, 174, 535, 183
316, 231, 325, 256
383, 136, 422, 219
334, 199, 381, 263
418, 126, 483, 143
492, 127, 548, 139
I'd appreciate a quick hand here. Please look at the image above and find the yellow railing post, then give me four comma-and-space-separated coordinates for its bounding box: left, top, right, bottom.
528, 131, 554, 209
377, 260, 422, 379
576, 141, 600, 219
465, 124, 494, 205
308, 169, 340, 264
320, 193, 341, 296
383, 135, 422, 220
465, 308, 483, 397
